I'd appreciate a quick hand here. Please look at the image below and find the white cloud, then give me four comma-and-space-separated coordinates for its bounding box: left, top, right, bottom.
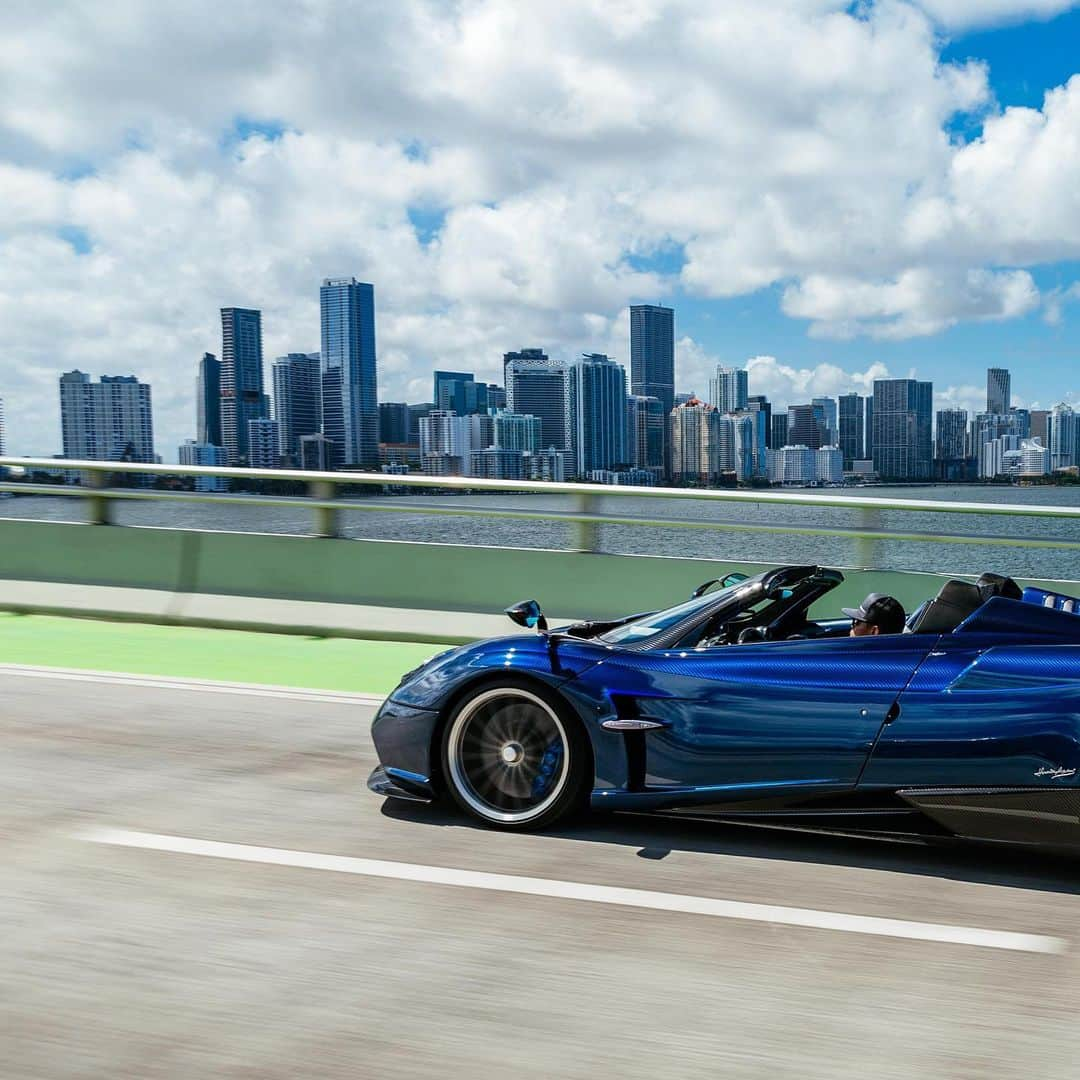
913, 0, 1079, 31
0, 0, 1078, 456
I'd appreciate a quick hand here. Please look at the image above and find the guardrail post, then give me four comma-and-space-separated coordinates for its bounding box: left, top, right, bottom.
309, 480, 339, 538
571, 491, 599, 553
86, 469, 111, 525
855, 506, 881, 568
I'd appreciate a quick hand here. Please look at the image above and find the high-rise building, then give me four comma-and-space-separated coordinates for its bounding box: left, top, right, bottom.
300, 433, 335, 471
407, 403, 434, 444
505, 354, 573, 454
1050, 403, 1079, 471
247, 418, 281, 469
196, 352, 222, 447
972, 412, 1023, 478
59, 371, 155, 463
272, 352, 321, 464
787, 404, 826, 450
872, 379, 933, 480
816, 446, 843, 485
627, 395, 665, 471
320, 277, 378, 468
709, 366, 748, 414
767, 445, 816, 485
378, 402, 411, 445
987, 367, 1011, 415
670, 398, 723, 484
492, 410, 542, 453
469, 448, 525, 480
433, 370, 492, 415
1031, 410, 1050, 443
178, 441, 227, 492
573, 354, 628, 475
503, 348, 549, 383
770, 412, 789, 451
935, 408, 968, 462
220, 308, 266, 466
747, 395, 772, 448
629, 305, 675, 415
864, 396, 875, 460
812, 397, 837, 445
837, 393, 865, 469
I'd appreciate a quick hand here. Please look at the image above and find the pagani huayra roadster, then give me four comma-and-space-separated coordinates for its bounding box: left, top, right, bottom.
369, 565, 1080, 850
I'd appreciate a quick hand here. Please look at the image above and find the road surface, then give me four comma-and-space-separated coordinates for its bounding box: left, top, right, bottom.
4, 666, 1080, 1079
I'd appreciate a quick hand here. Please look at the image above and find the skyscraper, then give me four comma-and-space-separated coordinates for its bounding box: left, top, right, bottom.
770, 412, 789, 450
196, 352, 222, 447
320, 277, 379, 468
492, 410, 542, 452
987, 367, 1011, 415
709, 366, 749, 414
573, 354, 628, 475
505, 354, 573, 454
812, 397, 837, 445
247, 418, 281, 469
787, 404, 826, 450
935, 409, 968, 480
178, 441, 227, 492
59, 371, 155, 463
629, 305, 675, 414
220, 308, 266, 465
272, 352, 321, 464
747, 395, 772, 448
872, 379, 933, 480
378, 402, 411, 445
1050, 403, 1078, 470
627, 395, 665, 471
837, 393, 865, 468
670, 398, 722, 484
503, 348, 549, 382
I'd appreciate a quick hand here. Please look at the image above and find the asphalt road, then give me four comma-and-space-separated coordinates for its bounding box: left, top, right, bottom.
5, 667, 1080, 1079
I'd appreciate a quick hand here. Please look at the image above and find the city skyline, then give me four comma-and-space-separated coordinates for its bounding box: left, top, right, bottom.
5, 5, 1080, 458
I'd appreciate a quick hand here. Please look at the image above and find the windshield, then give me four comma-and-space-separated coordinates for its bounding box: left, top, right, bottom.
598, 574, 765, 646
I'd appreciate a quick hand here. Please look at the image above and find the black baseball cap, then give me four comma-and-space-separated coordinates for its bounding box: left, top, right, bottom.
842, 592, 905, 632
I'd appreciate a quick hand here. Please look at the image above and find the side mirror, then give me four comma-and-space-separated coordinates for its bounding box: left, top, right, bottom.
505, 599, 548, 632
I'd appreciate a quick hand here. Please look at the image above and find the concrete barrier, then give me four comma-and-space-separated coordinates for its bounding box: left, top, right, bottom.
0, 518, 1076, 642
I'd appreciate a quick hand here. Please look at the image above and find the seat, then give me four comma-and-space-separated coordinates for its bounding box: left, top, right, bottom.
908, 579, 984, 634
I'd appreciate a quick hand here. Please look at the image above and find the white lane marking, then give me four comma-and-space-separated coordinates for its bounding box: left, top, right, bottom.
81, 827, 1065, 955
0, 664, 384, 705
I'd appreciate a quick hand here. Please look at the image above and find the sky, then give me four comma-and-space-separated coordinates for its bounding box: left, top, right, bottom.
3, 0, 1080, 460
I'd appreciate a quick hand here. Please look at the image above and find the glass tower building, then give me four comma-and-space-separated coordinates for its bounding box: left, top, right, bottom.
709, 367, 749, 414
220, 308, 266, 465
872, 379, 933, 480
196, 352, 222, 448
320, 278, 379, 469
629, 305, 675, 414
837, 393, 865, 468
272, 352, 321, 465
986, 367, 1011, 415
573, 354, 628, 475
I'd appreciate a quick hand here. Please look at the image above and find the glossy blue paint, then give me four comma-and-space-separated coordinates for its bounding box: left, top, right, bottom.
368, 567, 1080, 847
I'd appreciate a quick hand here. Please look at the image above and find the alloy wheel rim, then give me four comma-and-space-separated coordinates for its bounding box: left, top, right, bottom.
447, 688, 571, 823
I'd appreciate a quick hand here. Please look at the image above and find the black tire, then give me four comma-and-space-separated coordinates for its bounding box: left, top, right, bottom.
440, 679, 591, 830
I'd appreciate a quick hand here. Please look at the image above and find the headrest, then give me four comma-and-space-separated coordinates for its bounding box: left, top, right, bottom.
908, 579, 983, 634
975, 572, 1023, 602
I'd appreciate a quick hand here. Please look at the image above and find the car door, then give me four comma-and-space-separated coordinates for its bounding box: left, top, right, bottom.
859, 636, 1080, 789
622, 634, 936, 801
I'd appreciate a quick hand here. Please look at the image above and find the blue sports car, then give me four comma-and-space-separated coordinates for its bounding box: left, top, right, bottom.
368, 565, 1080, 850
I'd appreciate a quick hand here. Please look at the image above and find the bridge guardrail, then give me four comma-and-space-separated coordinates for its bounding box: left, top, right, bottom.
3, 457, 1080, 571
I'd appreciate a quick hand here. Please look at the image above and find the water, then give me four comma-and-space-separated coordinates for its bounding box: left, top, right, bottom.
3, 485, 1080, 581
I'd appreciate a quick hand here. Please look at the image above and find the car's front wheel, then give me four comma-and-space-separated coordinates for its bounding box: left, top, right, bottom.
441, 681, 590, 830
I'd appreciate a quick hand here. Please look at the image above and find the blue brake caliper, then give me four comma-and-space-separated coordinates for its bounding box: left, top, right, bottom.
531, 740, 564, 799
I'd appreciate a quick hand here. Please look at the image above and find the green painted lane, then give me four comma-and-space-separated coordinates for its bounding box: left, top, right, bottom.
0, 613, 447, 694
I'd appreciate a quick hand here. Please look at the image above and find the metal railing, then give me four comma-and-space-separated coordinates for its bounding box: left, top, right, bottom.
2, 456, 1080, 568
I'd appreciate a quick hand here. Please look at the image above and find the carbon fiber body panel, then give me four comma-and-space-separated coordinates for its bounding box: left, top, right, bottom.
899, 787, 1080, 847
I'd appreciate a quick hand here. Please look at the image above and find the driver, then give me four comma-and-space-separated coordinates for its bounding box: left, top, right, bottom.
842, 592, 905, 637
